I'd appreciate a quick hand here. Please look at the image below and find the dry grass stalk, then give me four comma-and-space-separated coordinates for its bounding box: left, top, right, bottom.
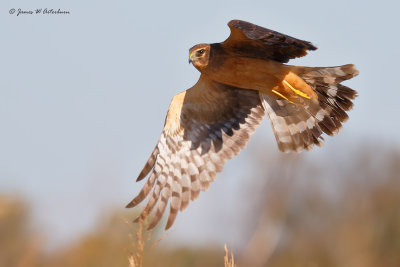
126, 215, 171, 267
127, 218, 146, 267
224, 244, 237, 267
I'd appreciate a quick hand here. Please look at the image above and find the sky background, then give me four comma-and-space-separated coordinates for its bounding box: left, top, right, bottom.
1, 0, 399, 250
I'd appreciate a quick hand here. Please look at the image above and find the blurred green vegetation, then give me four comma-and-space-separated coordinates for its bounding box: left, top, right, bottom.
1, 146, 399, 267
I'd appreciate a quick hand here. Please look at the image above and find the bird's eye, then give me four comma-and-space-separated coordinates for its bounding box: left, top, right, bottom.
198, 49, 205, 55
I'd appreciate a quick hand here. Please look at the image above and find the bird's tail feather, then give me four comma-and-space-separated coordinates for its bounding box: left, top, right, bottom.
261, 64, 358, 152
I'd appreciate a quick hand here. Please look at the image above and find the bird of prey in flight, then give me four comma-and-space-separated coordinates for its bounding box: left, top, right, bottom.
126, 20, 358, 230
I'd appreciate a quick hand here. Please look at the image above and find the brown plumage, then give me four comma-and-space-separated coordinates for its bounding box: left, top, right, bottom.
127, 20, 358, 230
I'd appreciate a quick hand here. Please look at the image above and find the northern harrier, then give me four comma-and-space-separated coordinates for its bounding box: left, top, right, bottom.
127, 20, 358, 230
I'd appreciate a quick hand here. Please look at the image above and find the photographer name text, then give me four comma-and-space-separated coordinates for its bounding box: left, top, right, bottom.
9, 8, 70, 16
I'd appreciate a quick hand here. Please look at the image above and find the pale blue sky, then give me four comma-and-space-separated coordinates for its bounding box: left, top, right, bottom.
1, 0, 399, 248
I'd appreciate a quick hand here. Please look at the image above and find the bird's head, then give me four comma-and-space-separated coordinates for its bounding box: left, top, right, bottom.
189, 44, 210, 71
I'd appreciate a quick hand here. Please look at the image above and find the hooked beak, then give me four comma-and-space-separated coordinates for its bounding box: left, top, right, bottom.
189, 52, 193, 64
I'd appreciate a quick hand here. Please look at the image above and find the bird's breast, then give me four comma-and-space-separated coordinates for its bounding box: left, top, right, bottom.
205, 57, 285, 92
204, 56, 317, 102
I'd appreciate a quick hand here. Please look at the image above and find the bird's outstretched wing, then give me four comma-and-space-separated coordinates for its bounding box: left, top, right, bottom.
222, 20, 317, 63
126, 76, 265, 230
